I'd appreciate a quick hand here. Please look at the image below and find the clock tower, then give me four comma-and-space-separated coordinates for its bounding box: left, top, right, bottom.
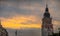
42, 4, 53, 36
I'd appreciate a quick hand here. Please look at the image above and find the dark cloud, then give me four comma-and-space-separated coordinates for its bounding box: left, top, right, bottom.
0, 1, 44, 18
0, 0, 60, 20
0, 0, 60, 22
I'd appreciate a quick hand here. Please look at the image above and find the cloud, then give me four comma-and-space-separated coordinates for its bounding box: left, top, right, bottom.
0, 15, 41, 29
0, 0, 45, 17
0, 0, 60, 32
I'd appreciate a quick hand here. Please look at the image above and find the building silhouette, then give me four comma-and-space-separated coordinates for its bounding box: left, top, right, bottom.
51, 28, 60, 36
15, 30, 17, 36
42, 4, 53, 36
0, 20, 8, 36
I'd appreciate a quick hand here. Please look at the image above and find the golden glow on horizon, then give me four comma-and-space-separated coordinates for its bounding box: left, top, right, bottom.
2, 23, 41, 29
0, 14, 59, 29
0, 16, 41, 29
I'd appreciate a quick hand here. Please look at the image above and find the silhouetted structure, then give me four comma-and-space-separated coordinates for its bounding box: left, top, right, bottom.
42, 4, 53, 36
0, 20, 8, 36
58, 28, 60, 36
52, 28, 60, 36
48, 28, 60, 36
15, 30, 17, 36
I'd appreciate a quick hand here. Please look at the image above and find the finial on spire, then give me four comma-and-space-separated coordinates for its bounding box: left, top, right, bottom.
46, 4, 48, 8
46, 0, 48, 7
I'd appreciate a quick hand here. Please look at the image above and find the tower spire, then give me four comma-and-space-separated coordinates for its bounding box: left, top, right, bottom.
46, 4, 48, 8
44, 4, 50, 18
45, 4, 49, 12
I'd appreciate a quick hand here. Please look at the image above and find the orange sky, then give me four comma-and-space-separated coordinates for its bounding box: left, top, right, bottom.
1, 15, 41, 29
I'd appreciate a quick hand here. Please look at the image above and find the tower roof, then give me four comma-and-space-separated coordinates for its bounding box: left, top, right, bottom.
45, 4, 49, 12
44, 4, 50, 18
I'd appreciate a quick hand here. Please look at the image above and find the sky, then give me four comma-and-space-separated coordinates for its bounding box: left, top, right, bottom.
0, 0, 60, 33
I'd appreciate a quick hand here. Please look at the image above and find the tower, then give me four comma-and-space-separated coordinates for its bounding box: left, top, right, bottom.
42, 4, 53, 36
0, 20, 8, 36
